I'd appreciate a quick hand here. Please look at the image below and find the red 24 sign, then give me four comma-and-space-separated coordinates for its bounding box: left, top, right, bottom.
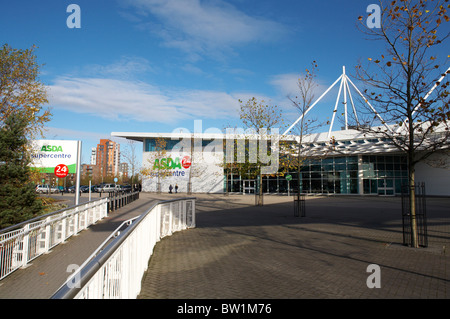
54, 164, 69, 178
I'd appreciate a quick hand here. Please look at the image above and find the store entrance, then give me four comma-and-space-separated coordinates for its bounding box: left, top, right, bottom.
377, 178, 394, 196
243, 180, 255, 194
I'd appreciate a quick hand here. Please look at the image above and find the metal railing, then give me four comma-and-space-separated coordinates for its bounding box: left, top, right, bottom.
0, 191, 139, 281
107, 190, 140, 212
401, 183, 428, 247
294, 193, 306, 217
51, 197, 196, 299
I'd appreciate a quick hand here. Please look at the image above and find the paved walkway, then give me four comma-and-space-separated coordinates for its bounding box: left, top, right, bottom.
0, 193, 448, 299
138, 194, 449, 299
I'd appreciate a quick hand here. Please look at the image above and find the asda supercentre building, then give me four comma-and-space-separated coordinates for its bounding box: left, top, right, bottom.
112, 67, 450, 197
111, 127, 450, 197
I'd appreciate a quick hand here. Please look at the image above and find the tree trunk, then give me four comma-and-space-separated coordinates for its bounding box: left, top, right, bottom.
225, 169, 229, 194
408, 159, 419, 248
258, 170, 263, 206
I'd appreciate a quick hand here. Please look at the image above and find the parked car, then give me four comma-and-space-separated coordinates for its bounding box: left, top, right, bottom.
100, 183, 118, 192
121, 184, 132, 192
35, 185, 58, 194
80, 185, 90, 193
93, 184, 104, 192
36, 184, 49, 193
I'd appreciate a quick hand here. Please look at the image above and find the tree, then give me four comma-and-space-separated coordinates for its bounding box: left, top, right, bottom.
222, 124, 247, 194
0, 44, 51, 139
239, 97, 284, 205
0, 113, 43, 229
186, 133, 209, 194
284, 62, 323, 196
0, 43, 50, 229
122, 139, 141, 189
356, 0, 450, 247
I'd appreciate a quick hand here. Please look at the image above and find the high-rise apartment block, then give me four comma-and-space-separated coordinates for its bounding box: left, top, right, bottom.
119, 162, 129, 179
90, 147, 97, 165
96, 139, 120, 178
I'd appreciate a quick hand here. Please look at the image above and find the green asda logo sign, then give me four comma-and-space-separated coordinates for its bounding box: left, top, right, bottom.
153, 156, 191, 170
41, 145, 63, 152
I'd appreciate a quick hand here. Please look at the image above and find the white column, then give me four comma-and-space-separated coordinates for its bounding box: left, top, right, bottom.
358, 155, 364, 195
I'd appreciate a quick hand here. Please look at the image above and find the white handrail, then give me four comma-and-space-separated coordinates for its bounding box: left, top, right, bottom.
0, 198, 109, 280
0, 191, 140, 281
51, 197, 196, 299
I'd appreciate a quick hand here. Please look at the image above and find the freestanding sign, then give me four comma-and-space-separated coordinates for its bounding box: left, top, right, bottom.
30, 140, 78, 173
31, 140, 82, 205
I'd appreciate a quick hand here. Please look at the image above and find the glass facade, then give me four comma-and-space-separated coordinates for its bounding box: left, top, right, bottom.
144, 138, 214, 152
225, 154, 408, 195
361, 155, 408, 195
299, 156, 359, 194
144, 138, 180, 152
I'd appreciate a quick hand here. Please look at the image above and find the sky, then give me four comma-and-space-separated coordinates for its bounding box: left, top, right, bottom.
1, 0, 386, 165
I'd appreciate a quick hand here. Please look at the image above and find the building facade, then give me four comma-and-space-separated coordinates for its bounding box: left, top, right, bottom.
112, 129, 450, 196
95, 139, 120, 179
140, 134, 223, 193
81, 164, 100, 182
119, 162, 129, 180
90, 147, 97, 165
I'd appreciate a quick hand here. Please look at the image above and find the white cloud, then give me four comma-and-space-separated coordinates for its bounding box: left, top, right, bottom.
269, 73, 333, 104
47, 76, 242, 124
42, 126, 111, 141
120, 0, 288, 60
270, 73, 302, 98
181, 63, 207, 75
87, 56, 154, 77
73, 56, 154, 79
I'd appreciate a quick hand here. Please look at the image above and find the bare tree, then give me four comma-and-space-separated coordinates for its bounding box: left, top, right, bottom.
355, 0, 450, 247
239, 97, 284, 205
121, 139, 140, 190
186, 134, 208, 194
284, 62, 323, 193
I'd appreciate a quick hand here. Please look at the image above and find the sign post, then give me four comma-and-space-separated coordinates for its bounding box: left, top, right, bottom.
75, 141, 82, 205
286, 174, 292, 196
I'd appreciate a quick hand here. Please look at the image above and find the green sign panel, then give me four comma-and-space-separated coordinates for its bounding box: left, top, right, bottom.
285, 174, 292, 181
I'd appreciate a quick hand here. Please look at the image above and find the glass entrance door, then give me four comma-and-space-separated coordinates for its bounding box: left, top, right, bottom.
378, 178, 394, 195
243, 180, 255, 194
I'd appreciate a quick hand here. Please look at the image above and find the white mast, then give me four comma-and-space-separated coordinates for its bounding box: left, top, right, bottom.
283, 66, 391, 138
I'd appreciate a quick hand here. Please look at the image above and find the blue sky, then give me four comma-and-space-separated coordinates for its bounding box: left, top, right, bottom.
1, 0, 383, 164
